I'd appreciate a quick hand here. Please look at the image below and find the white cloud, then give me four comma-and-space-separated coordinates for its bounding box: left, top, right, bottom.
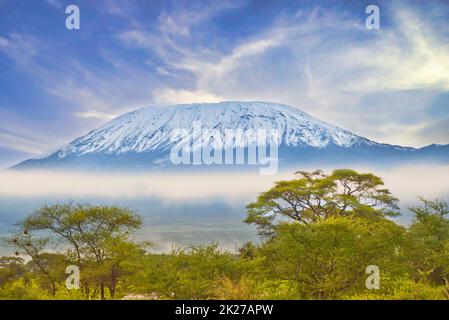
153, 88, 223, 105
45, 0, 62, 9
74, 110, 118, 121
0, 106, 70, 157
0, 131, 48, 155
0, 32, 157, 156
158, 12, 191, 37
138, 5, 449, 147
0, 36, 9, 47
157, 0, 246, 38
0, 33, 39, 63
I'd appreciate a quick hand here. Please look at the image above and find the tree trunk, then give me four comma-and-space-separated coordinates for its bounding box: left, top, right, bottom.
51, 282, 56, 296
109, 285, 115, 299
100, 283, 105, 300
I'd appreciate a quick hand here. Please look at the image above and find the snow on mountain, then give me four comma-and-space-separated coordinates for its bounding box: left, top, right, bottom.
55, 101, 373, 159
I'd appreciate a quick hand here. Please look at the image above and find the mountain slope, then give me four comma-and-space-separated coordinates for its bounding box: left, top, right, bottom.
13, 101, 449, 171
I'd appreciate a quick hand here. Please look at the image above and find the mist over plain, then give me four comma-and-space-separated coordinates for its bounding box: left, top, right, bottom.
0, 164, 448, 255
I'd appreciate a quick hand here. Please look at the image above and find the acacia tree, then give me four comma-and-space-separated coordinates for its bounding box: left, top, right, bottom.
0, 256, 25, 285
245, 169, 400, 236
3, 230, 61, 296
261, 216, 406, 299
7, 203, 148, 299
406, 198, 449, 285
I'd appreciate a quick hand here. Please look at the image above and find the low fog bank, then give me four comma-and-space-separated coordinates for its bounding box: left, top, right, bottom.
0, 197, 255, 256
0, 165, 447, 245
0, 170, 282, 202
1, 165, 448, 205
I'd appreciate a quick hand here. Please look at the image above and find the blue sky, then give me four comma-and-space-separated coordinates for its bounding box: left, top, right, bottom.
0, 0, 448, 169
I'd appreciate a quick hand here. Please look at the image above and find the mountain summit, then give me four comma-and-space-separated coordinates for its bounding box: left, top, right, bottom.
13, 101, 449, 171
56, 101, 373, 155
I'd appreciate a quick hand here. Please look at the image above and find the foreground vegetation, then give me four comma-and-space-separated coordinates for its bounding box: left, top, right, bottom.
1, 169, 449, 300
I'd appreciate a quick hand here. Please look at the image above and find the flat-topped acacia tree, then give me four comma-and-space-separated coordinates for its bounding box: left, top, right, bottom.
6, 203, 148, 299
245, 169, 400, 237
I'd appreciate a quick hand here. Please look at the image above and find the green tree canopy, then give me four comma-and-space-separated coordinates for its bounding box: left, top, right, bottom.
406, 198, 449, 284
245, 169, 400, 236
5, 203, 147, 299
261, 216, 406, 299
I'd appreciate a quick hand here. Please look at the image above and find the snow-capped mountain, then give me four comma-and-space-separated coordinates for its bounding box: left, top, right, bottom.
13, 101, 449, 171
57, 101, 373, 155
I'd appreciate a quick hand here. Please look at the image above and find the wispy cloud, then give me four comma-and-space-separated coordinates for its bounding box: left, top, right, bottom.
0, 0, 448, 163
153, 88, 223, 105
119, 3, 449, 147
74, 110, 118, 121
45, 0, 62, 9
157, 0, 247, 37
0, 33, 39, 64
0, 131, 49, 155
